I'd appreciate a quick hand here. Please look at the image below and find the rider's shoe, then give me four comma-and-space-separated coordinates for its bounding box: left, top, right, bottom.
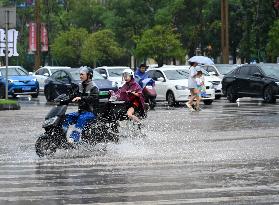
68, 130, 81, 144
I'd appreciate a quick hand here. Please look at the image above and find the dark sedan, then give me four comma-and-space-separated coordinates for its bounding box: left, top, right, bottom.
44, 68, 118, 102
222, 63, 279, 103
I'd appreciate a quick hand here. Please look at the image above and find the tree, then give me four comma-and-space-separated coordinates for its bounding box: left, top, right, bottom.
134, 25, 184, 67
51, 27, 88, 67
81, 29, 125, 67
267, 20, 279, 62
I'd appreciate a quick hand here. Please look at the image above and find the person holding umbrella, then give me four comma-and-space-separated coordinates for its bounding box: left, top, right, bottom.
186, 60, 200, 111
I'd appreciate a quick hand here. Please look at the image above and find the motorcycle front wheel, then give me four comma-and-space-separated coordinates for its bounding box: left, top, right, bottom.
35, 134, 57, 157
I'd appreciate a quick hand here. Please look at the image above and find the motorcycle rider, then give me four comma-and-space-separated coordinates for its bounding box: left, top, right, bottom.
111, 68, 145, 124
63, 67, 99, 144
135, 63, 149, 87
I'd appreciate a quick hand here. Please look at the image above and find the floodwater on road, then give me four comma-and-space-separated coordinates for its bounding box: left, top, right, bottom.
0, 96, 279, 204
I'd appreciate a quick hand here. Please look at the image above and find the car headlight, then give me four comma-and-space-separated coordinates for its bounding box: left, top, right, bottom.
175, 85, 187, 90
208, 83, 214, 89
8, 79, 15, 83
42, 116, 58, 128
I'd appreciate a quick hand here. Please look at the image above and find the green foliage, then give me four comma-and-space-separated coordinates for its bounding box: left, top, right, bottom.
81, 29, 125, 67
134, 25, 184, 66
4, 0, 279, 66
0, 99, 17, 105
51, 27, 89, 67
267, 20, 279, 62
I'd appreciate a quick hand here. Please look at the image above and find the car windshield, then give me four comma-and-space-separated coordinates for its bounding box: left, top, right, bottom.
0, 67, 28, 76
108, 68, 126, 77
215, 64, 237, 75
70, 69, 105, 80
164, 69, 189, 80
260, 64, 279, 78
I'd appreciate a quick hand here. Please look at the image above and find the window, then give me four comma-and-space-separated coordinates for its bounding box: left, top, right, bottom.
238, 66, 250, 76
249, 66, 261, 76
52, 71, 61, 81
60, 71, 70, 83
153, 71, 164, 81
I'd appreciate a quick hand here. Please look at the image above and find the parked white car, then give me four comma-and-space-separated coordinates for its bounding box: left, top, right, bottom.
146, 66, 215, 106
94, 66, 130, 88
34, 66, 71, 91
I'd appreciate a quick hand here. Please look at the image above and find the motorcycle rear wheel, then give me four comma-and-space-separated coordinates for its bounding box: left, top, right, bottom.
35, 134, 57, 157
149, 97, 156, 110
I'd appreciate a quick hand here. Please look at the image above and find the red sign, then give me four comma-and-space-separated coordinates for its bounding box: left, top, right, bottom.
28, 22, 36, 52
41, 23, 48, 52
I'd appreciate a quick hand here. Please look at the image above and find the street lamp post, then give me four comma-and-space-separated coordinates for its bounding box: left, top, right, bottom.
221, 0, 229, 64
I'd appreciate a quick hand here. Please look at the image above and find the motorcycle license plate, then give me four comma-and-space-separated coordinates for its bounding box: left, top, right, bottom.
146, 86, 153, 89
99, 91, 109, 96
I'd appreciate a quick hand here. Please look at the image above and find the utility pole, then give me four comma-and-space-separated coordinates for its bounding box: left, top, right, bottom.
221, 0, 229, 63
34, 0, 41, 71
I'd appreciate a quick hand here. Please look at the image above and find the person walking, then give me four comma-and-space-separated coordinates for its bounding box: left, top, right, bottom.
186, 61, 199, 111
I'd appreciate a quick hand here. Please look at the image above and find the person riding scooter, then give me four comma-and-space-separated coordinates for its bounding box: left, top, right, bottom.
135, 63, 149, 87
62, 67, 99, 143
111, 69, 145, 124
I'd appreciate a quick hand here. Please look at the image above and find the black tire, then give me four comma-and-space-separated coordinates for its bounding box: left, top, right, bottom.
32, 91, 39, 98
44, 88, 53, 102
226, 86, 238, 103
0, 85, 5, 99
263, 86, 276, 103
167, 91, 176, 106
203, 100, 213, 105
215, 95, 221, 100
35, 134, 57, 157
149, 97, 156, 110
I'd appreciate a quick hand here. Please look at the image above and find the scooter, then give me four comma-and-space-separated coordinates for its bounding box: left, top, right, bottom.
35, 94, 121, 157
141, 78, 157, 110
136, 77, 157, 110
35, 93, 148, 157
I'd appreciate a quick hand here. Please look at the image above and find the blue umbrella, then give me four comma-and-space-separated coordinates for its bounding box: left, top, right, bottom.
188, 56, 214, 65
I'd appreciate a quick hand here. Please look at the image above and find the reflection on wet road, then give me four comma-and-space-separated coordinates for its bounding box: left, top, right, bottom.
0, 96, 279, 204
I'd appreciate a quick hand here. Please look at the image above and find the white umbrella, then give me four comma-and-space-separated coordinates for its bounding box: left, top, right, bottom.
188, 56, 214, 65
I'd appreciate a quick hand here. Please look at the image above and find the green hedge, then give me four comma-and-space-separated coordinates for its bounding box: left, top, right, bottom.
0, 99, 18, 105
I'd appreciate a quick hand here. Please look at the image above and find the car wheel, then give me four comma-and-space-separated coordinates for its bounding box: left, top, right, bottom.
263, 86, 276, 103
203, 100, 213, 105
44, 88, 53, 102
215, 95, 221, 100
32, 91, 39, 98
226, 86, 238, 103
167, 91, 176, 107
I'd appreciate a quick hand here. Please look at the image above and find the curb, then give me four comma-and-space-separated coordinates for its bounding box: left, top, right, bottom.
0, 103, 21, 111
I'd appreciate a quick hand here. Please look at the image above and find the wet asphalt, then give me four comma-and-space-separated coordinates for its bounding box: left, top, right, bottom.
0, 94, 279, 204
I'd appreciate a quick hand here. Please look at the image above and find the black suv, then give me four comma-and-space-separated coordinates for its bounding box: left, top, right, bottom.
222, 64, 279, 103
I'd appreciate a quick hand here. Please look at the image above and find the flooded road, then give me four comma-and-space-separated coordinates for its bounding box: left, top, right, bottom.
0, 95, 279, 204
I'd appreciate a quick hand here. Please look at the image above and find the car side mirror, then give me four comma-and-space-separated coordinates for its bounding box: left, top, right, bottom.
101, 74, 107, 79
157, 77, 165, 82
253, 72, 263, 78
43, 73, 49, 77
209, 71, 217, 76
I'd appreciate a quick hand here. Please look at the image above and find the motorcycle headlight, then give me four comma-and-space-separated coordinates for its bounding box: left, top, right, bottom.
42, 116, 58, 128
175, 85, 187, 90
